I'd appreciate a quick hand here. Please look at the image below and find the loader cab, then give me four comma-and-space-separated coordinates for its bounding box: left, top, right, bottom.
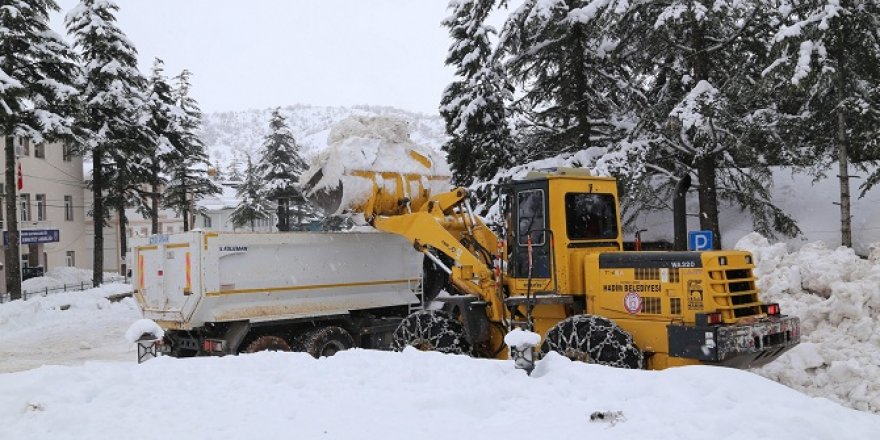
503, 168, 622, 295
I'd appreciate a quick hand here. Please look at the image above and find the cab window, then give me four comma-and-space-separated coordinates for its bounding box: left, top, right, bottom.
517, 189, 545, 246
565, 193, 617, 240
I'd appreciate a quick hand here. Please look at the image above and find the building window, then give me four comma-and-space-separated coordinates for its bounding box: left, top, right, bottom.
66, 251, 75, 267
36, 194, 46, 221
20, 193, 31, 222
34, 142, 45, 159
19, 138, 29, 156
63, 144, 74, 162
43, 252, 48, 270
21, 254, 29, 268
64, 195, 73, 221
167, 226, 174, 234
203, 215, 212, 228
140, 227, 148, 236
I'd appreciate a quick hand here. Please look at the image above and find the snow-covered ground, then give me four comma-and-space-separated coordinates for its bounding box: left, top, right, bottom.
0, 237, 879, 438
1, 349, 878, 439
0, 284, 138, 374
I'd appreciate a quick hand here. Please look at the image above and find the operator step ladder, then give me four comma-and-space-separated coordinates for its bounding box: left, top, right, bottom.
504, 293, 573, 332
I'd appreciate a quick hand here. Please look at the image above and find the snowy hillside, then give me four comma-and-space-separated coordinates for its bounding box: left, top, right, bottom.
200, 104, 447, 169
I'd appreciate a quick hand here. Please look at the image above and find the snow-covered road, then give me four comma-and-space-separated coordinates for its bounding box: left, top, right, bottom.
0, 284, 138, 374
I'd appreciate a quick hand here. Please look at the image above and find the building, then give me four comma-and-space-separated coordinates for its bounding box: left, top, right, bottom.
194, 180, 277, 232
0, 137, 89, 292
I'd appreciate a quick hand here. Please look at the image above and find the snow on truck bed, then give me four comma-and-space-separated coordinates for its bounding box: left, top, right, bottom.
1, 349, 878, 440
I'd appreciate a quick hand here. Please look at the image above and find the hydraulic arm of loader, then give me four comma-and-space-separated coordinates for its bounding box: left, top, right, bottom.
371, 188, 504, 322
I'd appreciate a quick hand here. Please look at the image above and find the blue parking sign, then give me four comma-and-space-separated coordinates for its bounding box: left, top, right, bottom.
688, 230, 713, 251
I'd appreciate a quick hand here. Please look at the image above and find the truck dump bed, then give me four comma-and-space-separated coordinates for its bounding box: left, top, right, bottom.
132, 231, 423, 330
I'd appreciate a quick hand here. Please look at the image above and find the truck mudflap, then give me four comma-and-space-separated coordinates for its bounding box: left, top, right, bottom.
667, 315, 800, 369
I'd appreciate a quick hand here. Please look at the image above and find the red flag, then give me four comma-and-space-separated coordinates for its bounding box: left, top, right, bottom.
17, 162, 23, 190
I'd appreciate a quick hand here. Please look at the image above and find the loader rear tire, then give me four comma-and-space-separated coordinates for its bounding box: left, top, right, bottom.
300, 326, 355, 358
391, 310, 470, 355
541, 315, 643, 369
243, 335, 292, 353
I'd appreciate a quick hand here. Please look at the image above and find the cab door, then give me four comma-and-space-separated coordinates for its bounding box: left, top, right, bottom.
509, 180, 551, 279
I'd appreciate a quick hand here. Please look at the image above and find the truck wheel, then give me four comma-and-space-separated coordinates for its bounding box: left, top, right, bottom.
243, 335, 291, 353
541, 315, 643, 369
300, 326, 355, 358
391, 310, 471, 355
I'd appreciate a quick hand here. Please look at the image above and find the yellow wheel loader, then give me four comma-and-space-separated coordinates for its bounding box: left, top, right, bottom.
304, 165, 800, 370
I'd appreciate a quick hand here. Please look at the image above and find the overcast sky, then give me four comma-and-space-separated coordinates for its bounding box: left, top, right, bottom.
51, 1, 457, 115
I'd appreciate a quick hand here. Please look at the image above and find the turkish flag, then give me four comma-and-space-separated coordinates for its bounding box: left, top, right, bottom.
17, 162, 23, 190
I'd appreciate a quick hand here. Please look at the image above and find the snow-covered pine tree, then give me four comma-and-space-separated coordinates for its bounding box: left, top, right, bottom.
66, 0, 149, 286
498, 0, 633, 157
440, 0, 513, 201
762, 0, 880, 248
143, 58, 181, 234
256, 108, 310, 231
1, 0, 79, 298
163, 69, 220, 232
230, 155, 272, 231
607, 0, 799, 246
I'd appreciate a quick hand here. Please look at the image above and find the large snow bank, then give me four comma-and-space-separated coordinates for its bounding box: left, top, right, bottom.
0, 283, 138, 373
21, 267, 120, 293
300, 116, 451, 215
737, 233, 880, 413
1, 349, 877, 439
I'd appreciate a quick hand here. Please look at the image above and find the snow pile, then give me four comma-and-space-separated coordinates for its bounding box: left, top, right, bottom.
21, 267, 120, 293
124, 319, 165, 344
0, 283, 139, 373
736, 233, 880, 412
1, 349, 877, 439
300, 116, 451, 215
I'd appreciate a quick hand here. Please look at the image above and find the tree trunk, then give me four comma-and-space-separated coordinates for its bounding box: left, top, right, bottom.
697, 154, 721, 249
114, 158, 128, 277
690, 20, 721, 249
571, 23, 591, 151
836, 49, 852, 248
4, 136, 21, 300
183, 207, 189, 232
93, 148, 104, 287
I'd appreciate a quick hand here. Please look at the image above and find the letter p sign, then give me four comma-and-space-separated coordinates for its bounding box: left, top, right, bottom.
688, 230, 713, 251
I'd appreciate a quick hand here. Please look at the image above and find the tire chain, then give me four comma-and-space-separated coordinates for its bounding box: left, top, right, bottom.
541, 315, 643, 369
391, 310, 471, 355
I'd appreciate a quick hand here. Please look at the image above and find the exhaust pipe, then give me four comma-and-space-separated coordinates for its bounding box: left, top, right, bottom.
674, 174, 691, 251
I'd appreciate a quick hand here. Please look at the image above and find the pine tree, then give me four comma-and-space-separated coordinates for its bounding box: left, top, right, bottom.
256, 108, 309, 231
439, 0, 512, 197
67, 0, 150, 286
1, 0, 79, 298
163, 69, 220, 231
762, 0, 880, 247
142, 58, 180, 234
498, 0, 634, 156
604, 0, 799, 246
230, 155, 272, 231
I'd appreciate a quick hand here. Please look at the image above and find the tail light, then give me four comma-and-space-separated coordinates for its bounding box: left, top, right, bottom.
201, 339, 225, 353
696, 312, 723, 326
764, 303, 780, 316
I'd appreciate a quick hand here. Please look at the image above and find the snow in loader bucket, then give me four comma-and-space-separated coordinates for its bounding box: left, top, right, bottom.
667, 315, 800, 369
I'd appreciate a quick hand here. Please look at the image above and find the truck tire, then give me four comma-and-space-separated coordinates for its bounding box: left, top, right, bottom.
391, 310, 471, 355
243, 335, 292, 353
541, 315, 643, 369
300, 326, 355, 358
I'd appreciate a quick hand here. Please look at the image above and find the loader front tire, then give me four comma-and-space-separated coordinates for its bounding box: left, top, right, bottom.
541, 315, 643, 369
300, 326, 355, 358
391, 310, 470, 355
243, 335, 291, 353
